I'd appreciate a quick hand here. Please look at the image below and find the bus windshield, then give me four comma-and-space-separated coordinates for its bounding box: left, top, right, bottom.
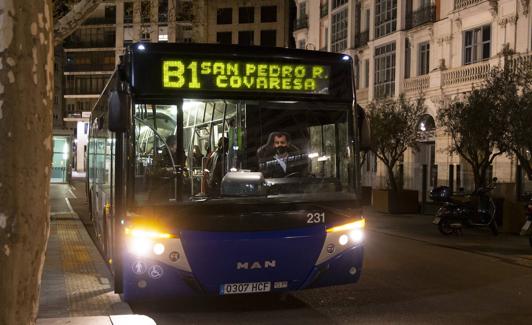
133, 99, 354, 205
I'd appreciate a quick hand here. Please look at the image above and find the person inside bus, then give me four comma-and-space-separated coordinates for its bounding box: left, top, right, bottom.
257, 131, 308, 178
205, 137, 229, 196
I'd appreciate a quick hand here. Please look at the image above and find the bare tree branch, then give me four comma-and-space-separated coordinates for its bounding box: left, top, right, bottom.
54, 0, 104, 45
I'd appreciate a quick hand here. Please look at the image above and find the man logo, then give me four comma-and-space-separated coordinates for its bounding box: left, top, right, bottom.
236, 260, 277, 270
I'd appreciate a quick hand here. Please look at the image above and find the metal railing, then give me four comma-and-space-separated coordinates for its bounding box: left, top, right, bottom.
294, 16, 308, 30
403, 75, 430, 93
454, 0, 483, 10
64, 64, 115, 73
354, 30, 369, 48
320, 2, 329, 17
405, 5, 436, 29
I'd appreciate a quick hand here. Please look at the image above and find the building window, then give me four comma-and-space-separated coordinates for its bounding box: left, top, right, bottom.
217, 32, 232, 44
260, 30, 276, 47
298, 39, 306, 49
374, 42, 396, 98
124, 2, 133, 24
238, 31, 254, 46
300, 1, 307, 17
375, 0, 397, 39
217, 8, 232, 25
331, 8, 347, 52
418, 42, 430, 75
354, 59, 360, 90
158, 0, 168, 23
463, 24, 491, 65
405, 38, 411, 79
239, 7, 254, 24
364, 59, 370, 88
141, 1, 151, 23
332, 0, 348, 10
261, 6, 277, 22
365, 8, 370, 31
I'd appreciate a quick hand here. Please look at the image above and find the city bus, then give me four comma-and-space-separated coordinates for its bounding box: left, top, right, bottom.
87, 42, 367, 301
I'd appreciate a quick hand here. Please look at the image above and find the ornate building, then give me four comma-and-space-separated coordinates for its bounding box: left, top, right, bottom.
294, 0, 532, 196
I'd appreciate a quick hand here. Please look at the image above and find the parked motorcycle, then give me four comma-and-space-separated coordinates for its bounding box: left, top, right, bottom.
431, 178, 498, 236
519, 196, 532, 247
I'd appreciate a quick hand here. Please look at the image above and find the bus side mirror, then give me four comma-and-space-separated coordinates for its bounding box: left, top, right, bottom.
108, 90, 129, 133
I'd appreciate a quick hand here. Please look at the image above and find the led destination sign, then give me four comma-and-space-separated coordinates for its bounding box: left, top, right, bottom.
162, 59, 330, 94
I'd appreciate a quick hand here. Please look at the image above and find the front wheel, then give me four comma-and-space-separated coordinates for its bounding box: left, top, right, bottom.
489, 220, 499, 236
438, 218, 454, 236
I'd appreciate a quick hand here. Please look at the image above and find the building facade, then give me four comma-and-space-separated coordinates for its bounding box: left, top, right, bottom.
294, 0, 532, 196
61, 0, 291, 173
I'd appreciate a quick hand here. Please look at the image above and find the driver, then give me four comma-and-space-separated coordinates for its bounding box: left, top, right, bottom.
257, 131, 308, 178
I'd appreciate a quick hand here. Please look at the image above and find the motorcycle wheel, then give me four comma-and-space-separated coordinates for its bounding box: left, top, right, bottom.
489, 220, 499, 236
438, 218, 454, 236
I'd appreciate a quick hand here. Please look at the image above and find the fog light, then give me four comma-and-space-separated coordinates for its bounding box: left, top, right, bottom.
153, 243, 165, 255
349, 229, 364, 243
130, 237, 152, 257
339, 234, 349, 246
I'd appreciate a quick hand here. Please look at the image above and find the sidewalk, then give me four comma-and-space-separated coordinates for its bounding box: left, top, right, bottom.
362, 206, 532, 268
38, 183, 154, 324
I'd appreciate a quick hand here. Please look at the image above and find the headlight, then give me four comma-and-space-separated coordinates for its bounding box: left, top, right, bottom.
125, 227, 174, 257
327, 219, 365, 245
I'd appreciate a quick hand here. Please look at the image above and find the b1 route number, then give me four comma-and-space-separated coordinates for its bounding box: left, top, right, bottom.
307, 212, 325, 223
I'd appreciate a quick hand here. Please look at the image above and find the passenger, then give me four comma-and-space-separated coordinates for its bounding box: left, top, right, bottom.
191, 145, 204, 168
257, 131, 308, 178
206, 137, 229, 196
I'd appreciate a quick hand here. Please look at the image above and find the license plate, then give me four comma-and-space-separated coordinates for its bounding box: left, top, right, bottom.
220, 281, 271, 295
432, 217, 441, 224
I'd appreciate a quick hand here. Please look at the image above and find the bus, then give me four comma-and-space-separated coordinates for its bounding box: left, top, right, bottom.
87, 43, 367, 301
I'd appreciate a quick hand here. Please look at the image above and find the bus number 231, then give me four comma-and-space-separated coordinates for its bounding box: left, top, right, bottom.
307, 212, 325, 223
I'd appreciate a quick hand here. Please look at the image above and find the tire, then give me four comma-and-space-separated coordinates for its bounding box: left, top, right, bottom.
489, 219, 499, 236
438, 218, 454, 236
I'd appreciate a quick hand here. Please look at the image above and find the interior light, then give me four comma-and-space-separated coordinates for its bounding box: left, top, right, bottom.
327, 219, 366, 233
308, 152, 319, 159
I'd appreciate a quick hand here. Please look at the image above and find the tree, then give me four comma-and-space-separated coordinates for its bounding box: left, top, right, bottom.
1, 1, 98, 324
368, 94, 427, 192
437, 81, 509, 190
505, 56, 532, 181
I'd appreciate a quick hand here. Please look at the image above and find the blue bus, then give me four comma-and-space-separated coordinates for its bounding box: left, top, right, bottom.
87, 43, 367, 301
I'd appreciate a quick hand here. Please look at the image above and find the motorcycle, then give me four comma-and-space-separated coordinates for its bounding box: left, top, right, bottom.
431, 178, 498, 236
519, 196, 532, 247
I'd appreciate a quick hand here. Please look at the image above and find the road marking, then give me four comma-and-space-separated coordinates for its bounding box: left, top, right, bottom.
64, 197, 78, 217
68, 187, 77, 199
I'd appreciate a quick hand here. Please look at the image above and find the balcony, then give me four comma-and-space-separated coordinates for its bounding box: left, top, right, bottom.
294, 16, 308, 31
442, 60, 491, 87
354, 30, 369, 48
64, 64, 115, 72
63, 38, 115, 49
454, 0, 483, 10
403, 75, 429, 94
320, 2, 328, 17
405, 5, 436, 29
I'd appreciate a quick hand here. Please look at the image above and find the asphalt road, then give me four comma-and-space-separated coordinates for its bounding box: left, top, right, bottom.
130, 228, 532, 324
55, 182, 532, 324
